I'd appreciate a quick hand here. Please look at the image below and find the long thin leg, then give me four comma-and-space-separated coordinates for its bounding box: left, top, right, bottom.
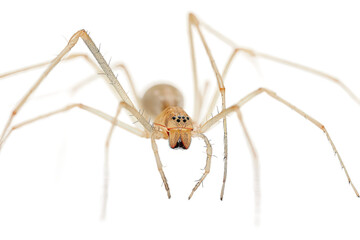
70, 62, 142, 109
151, 131, 171, 198
188, 15, 201, 123
0, 101, 146, 219
188, 132, 212, 199
203, 48, 260, 123
0, 30, 152, 144
197, 16, 360, 105
189, 13, 229, 200
236, 109, 260, 224
112, 63, 141, 109
191, 39, 260, 204
0, 53, 100, 79
102, 102, 126, 220
0, 53, 143, 110
0, 103, 146, 151
200, 87, 359, 197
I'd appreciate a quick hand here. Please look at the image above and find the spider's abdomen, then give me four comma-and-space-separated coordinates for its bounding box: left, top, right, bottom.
142, 84, 184, 118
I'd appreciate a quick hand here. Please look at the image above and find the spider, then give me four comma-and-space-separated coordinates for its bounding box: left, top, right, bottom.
0, 13, 358, 220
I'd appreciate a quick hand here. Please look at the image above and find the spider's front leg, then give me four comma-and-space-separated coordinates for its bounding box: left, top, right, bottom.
188, 132, 212, 200
188, 13, 229, 200
151, 130, 171, 199
200, 87, 360, 198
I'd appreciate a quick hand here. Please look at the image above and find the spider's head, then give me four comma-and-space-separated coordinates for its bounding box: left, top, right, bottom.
153, 106, 192, 149
167, 113, 193, 150
154, 106, 194, 149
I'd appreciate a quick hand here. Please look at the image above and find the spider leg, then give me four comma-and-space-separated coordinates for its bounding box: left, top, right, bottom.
102, 103, 123, 220
203, 48, 260, 123
198, 17, 360, 105
200, 87, 360, 198
0, 101, 148, 219
236, 109, 260, 224
0, 103, 146, 151
102, 101, 145, 220
0, 53, 100, 79
69, 62, 142, 109
0, 30, 152, 145
0, 53, 142, 109
151, 131, 171, 199
189, 13, 229, 200
188, 132, 212, 199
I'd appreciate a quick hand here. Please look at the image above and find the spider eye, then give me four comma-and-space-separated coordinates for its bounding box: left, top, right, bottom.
172, 116, 176, 120
186, 117, 189, 120
176, 119, 181, 123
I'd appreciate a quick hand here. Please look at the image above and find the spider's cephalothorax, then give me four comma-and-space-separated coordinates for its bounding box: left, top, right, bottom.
143, 84, 193, 149
153, 106, 193, 149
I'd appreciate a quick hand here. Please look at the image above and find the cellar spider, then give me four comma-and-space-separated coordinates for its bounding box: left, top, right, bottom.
0, 13, 359, 220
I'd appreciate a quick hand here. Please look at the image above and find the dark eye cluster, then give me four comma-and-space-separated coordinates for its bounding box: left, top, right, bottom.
172, 116, 190, 123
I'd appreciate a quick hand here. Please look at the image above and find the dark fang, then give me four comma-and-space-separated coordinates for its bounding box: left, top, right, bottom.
173, 138, 186, 149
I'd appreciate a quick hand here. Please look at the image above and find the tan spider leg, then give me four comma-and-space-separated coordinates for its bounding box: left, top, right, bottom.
112, 63, 141, 108
68, 62, 142, 108
0, 54, 142, 109
198, 18, 360, 105
151, 131, 171, 199
203, 49, 261, 205
0, 103, 146, 151
188, 132, 212, 199
197, 45, 260, 206
103, 101, 134, 220
188, 15, 201, 123
203, 48, 240, 123
204, 48, 259, 123
201, 87, 359, 197
0, 53, 98, 79
255, 52, 360, 105
0, 30, 152, 144
236, 109, 260, 222
189, 13, 229, 200
0, 101, 148, 219
0, 101, 147, 220
102, 100, 150, 219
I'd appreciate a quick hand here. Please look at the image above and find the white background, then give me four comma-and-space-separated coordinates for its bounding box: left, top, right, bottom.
0, 0, 360, 239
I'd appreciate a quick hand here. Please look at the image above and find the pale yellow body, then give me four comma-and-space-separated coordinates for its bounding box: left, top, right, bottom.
142, 84, 193, 149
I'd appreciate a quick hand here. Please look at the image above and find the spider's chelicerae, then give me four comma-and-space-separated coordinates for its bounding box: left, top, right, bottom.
0, 13, 359, 219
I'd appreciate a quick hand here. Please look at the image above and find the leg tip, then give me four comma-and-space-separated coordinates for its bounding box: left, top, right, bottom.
188, 193, 193, 200
188, 13, 199, 25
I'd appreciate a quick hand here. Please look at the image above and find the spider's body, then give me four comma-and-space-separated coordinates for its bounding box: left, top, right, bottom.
142, 83, 193, 149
